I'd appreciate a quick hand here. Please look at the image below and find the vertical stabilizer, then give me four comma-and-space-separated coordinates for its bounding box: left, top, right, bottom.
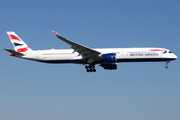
7, 31, 32, 52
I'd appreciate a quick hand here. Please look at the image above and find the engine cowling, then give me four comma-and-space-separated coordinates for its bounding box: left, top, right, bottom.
100, 63, 117, 70
101, 53, 116, 62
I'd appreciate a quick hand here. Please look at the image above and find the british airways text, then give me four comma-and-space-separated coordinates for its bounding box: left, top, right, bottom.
130, 53, 159, 56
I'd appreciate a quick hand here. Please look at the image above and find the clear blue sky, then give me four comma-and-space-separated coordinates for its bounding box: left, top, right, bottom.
1, 0, 180, 120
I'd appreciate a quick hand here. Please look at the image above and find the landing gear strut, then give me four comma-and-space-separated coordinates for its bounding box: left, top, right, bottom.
165, 61, 169, 69
85, 64, 96, 72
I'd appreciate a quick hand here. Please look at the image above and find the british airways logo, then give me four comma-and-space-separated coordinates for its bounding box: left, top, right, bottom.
130, 49, 167, 56
149, 49, 167, 54
163, 51, 167, 54
130, 53, 159, 56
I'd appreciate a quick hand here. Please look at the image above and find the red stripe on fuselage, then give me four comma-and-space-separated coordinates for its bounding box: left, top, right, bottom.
9, 34, 21, 41
149, 49, 167, 51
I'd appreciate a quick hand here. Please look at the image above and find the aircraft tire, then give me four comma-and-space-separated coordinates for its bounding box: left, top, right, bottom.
85, 66, 88, 69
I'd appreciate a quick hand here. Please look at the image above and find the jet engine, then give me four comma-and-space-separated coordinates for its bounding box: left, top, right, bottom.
101, 53, 116, 62
100, 63, 117, 70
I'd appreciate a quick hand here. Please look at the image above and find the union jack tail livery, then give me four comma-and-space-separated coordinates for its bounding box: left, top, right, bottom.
7, 31, 32, 53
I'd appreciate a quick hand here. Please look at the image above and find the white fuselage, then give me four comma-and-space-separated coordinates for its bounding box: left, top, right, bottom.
19, 47, 177, 64
5, 31, 177, 71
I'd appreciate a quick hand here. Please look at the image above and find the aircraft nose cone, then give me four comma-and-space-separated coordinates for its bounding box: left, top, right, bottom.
174, 54, 178, 59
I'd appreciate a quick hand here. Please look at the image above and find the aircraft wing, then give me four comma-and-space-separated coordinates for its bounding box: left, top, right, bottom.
52, 31, 101, 62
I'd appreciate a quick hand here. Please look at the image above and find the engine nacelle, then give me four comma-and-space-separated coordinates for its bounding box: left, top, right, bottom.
101, 53, 116, 62
100, 63, 117, 70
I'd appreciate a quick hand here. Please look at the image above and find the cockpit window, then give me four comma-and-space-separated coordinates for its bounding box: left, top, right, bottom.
169, 51, 173, 53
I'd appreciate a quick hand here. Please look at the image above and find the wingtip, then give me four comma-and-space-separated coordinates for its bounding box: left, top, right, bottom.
52, 31, 56, 34
52, 31, 59, 36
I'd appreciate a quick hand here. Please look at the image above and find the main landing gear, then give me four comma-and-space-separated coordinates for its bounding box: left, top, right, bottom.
85, 64, 96, 72
165, 61, 169, 69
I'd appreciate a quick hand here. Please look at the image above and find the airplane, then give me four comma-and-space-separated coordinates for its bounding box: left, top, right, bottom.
4, 31, 177, 72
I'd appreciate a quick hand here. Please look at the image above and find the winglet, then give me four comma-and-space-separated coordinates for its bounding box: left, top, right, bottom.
52, 31, 68, 42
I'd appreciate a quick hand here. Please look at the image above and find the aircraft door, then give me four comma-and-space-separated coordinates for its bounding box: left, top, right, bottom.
121, 50, 128, 58
36, 51, 41, 59
121, 50, 125, 56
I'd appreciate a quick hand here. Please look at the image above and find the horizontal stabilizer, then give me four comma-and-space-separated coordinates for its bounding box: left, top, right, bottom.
4, 48, 24, 56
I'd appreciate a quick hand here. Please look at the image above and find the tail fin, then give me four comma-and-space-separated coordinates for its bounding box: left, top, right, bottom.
7, 31, 32, 53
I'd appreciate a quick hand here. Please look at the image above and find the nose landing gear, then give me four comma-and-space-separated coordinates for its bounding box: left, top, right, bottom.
165, 61, 169, 69
85, 64, 96, 72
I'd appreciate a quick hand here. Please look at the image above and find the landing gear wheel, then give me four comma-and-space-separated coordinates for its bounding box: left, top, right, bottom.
85, 66, 88, 69
85, 64, 96, 72
165, 61, 169, 69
